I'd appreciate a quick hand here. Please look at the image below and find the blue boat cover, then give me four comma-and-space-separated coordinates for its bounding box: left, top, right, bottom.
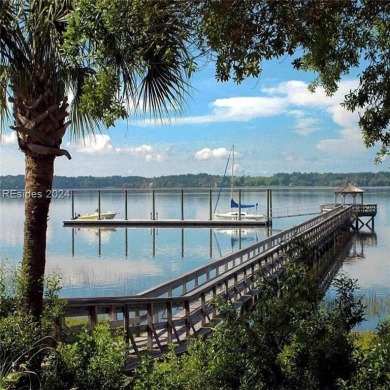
230, 198, 257, 209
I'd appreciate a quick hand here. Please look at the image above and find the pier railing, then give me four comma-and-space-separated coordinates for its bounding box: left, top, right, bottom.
59, 205, 353, 359
320, 203, 377, 216
351, 203, 377, 216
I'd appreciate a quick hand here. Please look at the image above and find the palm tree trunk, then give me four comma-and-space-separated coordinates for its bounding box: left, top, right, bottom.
21, 154, 55, 319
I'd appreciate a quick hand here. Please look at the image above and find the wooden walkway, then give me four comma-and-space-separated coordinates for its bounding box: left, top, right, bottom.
58, 204, 376, 371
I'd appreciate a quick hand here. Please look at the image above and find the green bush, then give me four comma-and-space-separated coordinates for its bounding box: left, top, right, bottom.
132, 265, 369, 390
42, 322, 129, 390
1, 260, 129, 390
0, 260, 60, 389
338, 318, 390, 390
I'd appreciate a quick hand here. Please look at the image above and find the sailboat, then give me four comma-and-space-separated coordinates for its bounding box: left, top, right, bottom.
213, 145, 267, 222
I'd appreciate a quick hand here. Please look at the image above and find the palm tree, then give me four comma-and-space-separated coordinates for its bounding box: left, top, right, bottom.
0, 0, 192, 318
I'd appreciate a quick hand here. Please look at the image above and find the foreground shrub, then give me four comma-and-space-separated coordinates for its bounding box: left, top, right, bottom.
338, 318, 390, 390
279, 275, 365, 389
1, 260, 128, 390
42, 322, 129, 390
131, 265, 367, 390
0, 261, 61, 389
0, 314, 51, 389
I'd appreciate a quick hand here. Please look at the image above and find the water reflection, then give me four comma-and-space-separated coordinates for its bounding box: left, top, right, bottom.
325, 230, 389, 331
58, 226, 272, 298
345, 231, 377, 260
70, 226, 270, 258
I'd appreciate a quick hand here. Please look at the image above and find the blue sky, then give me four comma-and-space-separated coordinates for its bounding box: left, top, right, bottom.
0, 55, 386, 177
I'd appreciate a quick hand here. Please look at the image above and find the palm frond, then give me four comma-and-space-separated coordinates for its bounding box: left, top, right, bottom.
134, 1, 193, 120
1, 0, 196, 141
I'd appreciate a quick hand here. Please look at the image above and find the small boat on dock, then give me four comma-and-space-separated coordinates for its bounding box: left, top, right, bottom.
73, 211, 117, 220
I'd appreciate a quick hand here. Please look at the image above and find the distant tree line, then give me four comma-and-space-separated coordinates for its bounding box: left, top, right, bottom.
1, 172, 390, 190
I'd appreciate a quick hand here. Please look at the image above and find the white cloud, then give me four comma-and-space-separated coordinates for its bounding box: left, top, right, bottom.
263, 79, 359, 108
118, 144, 166, 162
135, 96, 287, 127
74, 134, 114, 154
316, 94, 364, 154
327, 104, 359, 130
316, 122, 365, 155
194, 147, 231, 160
211, 96, 286, 120
134, 79, 361, 137
117, 144, 152, 155
71, 135, 167, 163
288, 111, 321, 136
0, 132, 18, 144
295, 118, 321, 136
264, 79, 365, 153
262, 80, 330, 106
145, 152, 165, 162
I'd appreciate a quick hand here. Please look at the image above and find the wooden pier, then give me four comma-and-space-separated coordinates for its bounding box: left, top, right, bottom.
57, 204, 376, 371
64, 188, 273, 226
63, 218, 269, 228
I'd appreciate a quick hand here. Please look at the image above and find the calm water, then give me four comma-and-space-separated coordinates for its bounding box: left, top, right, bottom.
1, 187, 389, 328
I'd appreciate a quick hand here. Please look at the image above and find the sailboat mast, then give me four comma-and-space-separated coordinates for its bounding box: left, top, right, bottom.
230, 145, 234, 203
213, 144, 233, 213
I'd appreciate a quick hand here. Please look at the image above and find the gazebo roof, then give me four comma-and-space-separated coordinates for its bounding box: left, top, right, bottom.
334, 183, 364, 194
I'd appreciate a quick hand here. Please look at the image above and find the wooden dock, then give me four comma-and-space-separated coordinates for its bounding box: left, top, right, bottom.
57, 204, 377, 371
63, 218, 270, 228
66, 188, 274, 224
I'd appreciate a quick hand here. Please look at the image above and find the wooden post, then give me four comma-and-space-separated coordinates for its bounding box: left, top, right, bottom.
71, 190, 74, 219
71, 228, 75, 256
98, 228, 101, 256
147, 303, 153, 350
201, 292, 207, 326
184, 300, 191, 337
125, 228, 128, 257
234, 273, 239, 301
123, 304, 136, 353
98, 190, 101, 219
167, 301, 173, 344
109, 305, 117, 321
243, 268, 248, 294
152, 228, 156, 256
209, 228, 213, 258
152, 190, 156, 220
266, 189, 269, 223
90, 306, 98, 328
209, 189, 213, 220
224, 279, 230, 301
212, 286, 217, 318
181, 228, 184, 257
181, 189, 184, 220
238, 189, 242, 220
125, 190, 128, 220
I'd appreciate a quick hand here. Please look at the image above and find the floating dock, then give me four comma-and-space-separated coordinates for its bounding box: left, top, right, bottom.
63, 218, 271, 228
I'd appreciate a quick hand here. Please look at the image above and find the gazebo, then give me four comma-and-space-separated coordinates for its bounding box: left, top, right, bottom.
329, 183, 376, 231
334, 183, 364, 205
